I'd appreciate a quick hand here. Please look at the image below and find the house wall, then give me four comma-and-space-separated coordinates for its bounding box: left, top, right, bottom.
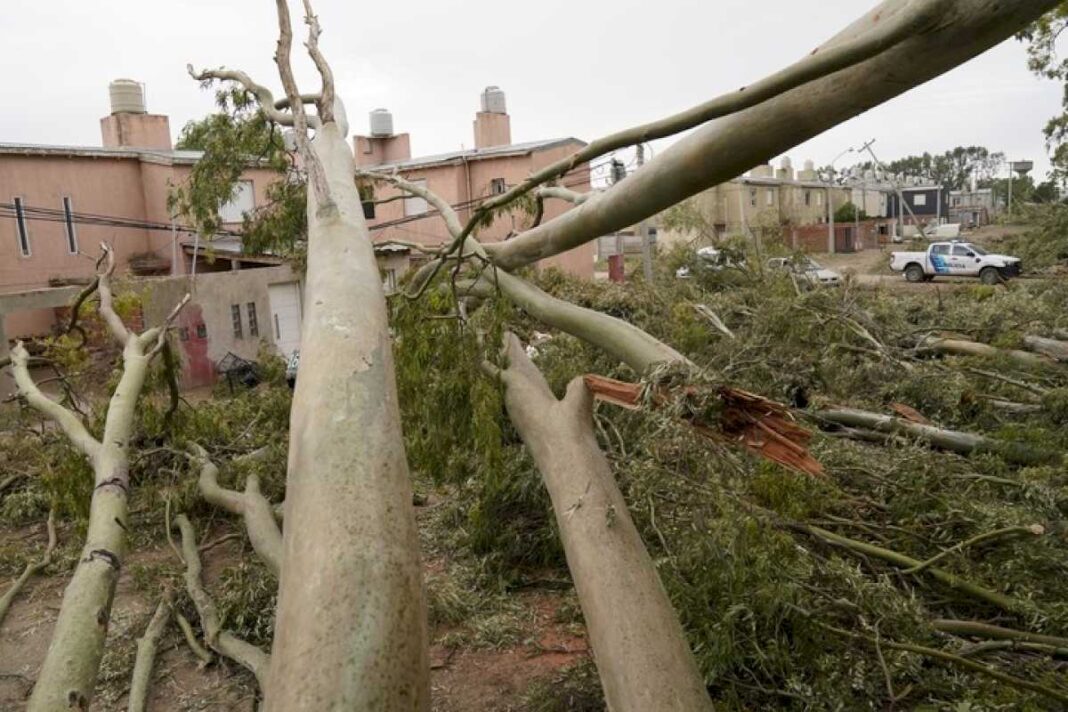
368, 141, 595, 278
139, 265, 300, 388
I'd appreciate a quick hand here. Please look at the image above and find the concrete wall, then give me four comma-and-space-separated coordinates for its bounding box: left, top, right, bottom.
139, 265, 300, 389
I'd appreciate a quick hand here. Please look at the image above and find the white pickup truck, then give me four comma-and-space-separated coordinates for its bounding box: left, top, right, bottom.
889, 241, 1022, 284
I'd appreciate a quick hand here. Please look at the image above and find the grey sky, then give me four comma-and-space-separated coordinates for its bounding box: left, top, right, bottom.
2, 1, 1061, 182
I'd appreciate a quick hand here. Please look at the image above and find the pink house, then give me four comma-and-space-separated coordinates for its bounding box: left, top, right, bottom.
1, 82, 594, 346
355, 87, 595, 282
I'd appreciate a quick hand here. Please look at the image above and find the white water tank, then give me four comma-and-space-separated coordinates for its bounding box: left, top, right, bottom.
481, 86, 507, 114
369, 108, 394, 137
780, 156, 792, 170
803, 159, 815, 172
109, 79, 146, 114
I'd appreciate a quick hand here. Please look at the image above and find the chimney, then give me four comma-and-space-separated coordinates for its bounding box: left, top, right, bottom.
473, 86, 511, 149
352, 108, 412, 167
100, 80, 172, 150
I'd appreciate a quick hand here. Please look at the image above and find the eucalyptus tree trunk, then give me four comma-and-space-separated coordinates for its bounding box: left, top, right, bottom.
493, 334, 712, 712
12, 249, 188, 711
265, 120, 428, 711
485, 0, 1059, 269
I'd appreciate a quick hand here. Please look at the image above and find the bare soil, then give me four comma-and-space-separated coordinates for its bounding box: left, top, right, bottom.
0, 522, 587, 711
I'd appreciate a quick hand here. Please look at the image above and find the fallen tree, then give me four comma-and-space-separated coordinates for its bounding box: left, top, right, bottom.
11, 246, 188, 711
813, 407, 1058, 465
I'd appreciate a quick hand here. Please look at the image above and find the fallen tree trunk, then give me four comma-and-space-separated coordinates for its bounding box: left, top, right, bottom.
484, 0, 1058, 270
918, 337, 1053, 369
1022, 335, 1068, 363
813, 407, 1058, 466
492, 334, 713, 712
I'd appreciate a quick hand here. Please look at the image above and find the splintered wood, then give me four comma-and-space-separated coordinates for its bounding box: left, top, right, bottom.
582, 374, 823, 477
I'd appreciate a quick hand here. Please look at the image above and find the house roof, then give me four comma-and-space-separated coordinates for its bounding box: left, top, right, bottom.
0, 141, 205, 166
373, 137, 586, 171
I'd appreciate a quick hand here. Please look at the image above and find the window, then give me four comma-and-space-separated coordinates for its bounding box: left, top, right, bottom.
490, 178, 507, 195
359, 184, 375, 219
383, 268, 397, 293
952, 196, 961, 207
816, 192, 823, 206
765, 189, 775, 207
247, 302, 259, 337
749, 188, 757, 207
196, 324, 207, 339
913, 193, 927, 207
13, 197, 30, 256
952, 245, 976, 257
179, 327, 190, 341
219, 180, 255, 223
403, 179, 428, 216
231, 304, 243, 339
804, 190, 812, 207
62, 197, 78, 254
931, 244, 950, 256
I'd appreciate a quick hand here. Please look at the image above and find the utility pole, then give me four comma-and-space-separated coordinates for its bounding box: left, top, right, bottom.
826, 147, 854, 253
636, 144, 654, 282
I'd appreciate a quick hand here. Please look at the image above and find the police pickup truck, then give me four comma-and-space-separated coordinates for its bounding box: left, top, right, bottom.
889, 241, 1021, 284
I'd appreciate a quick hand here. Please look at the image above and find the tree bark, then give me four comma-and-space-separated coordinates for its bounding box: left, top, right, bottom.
1023, 335, 1068, 363
814, 407, 1056, 465
919, 336, 1053, 369
494, 334, 712, 712
265, 121, 428, 711
484, 0, 1058, 270
126, 593, 172, 712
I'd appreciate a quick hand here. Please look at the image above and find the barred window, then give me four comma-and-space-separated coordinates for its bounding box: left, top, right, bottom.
231, 304, 243, 339
247, 302, 259, 337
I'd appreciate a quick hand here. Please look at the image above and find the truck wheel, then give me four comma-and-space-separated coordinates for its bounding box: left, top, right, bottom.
979, 267, 1001, 285
904, 264, 924, 283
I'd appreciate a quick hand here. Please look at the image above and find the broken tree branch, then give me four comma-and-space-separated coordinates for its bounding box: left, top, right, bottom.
793, 522, 1028, 614
813, 407, 1057, 466
933, 619, 1068, 649
0, 508, 57, 626
191, 444, 282, 577
127, 590, 173, 712
187, 64, 301, 128
174, 515, 270, 692
1022, 335, 1068, 362
902, 525, 1044, 574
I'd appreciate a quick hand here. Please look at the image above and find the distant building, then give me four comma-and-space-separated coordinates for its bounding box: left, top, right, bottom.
888, 185, 949, 227
657, 157, 894, 253
948, 187, 998, 226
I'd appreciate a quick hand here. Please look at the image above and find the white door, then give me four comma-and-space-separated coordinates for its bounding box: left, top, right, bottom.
268, 282, 303, 358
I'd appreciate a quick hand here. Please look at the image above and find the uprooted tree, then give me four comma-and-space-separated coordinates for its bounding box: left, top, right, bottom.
6, 0, 1065, 709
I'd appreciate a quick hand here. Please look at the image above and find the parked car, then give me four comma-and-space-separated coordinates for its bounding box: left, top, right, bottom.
889, 240, 1021, 284
765, 256, 842, 286
676, 246, 745, 278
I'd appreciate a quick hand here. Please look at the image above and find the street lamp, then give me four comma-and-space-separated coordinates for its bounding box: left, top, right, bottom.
825, 147, 854, 253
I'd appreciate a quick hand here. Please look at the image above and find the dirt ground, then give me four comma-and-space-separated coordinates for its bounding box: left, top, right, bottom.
0, 520, 588, 711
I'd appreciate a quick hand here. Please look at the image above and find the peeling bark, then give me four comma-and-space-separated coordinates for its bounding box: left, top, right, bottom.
493, 334, 712, 712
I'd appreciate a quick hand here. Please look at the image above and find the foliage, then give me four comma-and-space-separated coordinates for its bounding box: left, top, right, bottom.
833, 200, 867, 222
169, 86, 297, 253
996, 203, 1068, 269
1021, 3, 1068, 183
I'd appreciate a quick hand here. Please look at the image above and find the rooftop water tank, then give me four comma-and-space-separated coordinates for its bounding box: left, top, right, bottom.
803, 159, 815, 172
780, 156, 792, 169
109, 79, 146, 115
481, 86, 507, 114
369, 108, 394, 137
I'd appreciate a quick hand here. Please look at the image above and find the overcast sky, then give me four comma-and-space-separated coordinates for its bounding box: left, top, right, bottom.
1, 1, 1061, 182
